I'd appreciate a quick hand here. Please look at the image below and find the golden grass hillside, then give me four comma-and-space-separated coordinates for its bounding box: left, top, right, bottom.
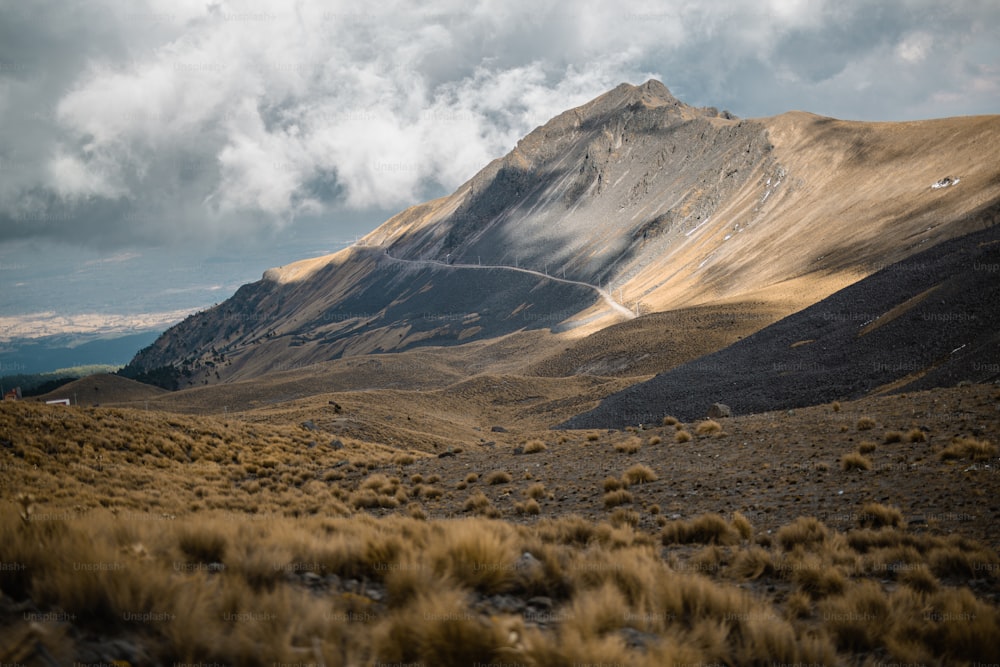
2, 505, 998, 665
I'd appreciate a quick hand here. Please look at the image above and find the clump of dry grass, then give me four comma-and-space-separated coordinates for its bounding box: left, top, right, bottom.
523, 439, 547, 454
484, 470, 512, 485
602, 489, 633, 508
858, 502, 905, 529
857, 440, 877, 454
647, 435, 662, 446
586, 432, 600, 442
831, 401, 841, 412
462, 491, 492, 514
465, 473, 479, 484
856, 417, 876, 430
608, 508, 639, 528
675, 430, 692, 443
883, 430, 903, 444
728, 546, 774, 580
695, 419, 722, 435
526, 483, 546, 500
662, 415, 679, 426
938, 437, 996, 461
514, 498, 541, 516
614, 437, 642, 454
841, 451, 873, 471
622, 464, 657, 486
776, 517, 830, 551
906, 428, 927, 443
602, 476, 623, 492
660, 513, 740, 546
393, 452, 416, 465
731, 511, 753, 541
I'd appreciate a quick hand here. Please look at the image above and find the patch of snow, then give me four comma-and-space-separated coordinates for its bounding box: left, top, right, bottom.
684, 217, 711, 237
931, 176, 960, 189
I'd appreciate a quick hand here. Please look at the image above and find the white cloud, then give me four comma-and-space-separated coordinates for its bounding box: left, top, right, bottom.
0, 0, 998, 250
897, 32, 934, 64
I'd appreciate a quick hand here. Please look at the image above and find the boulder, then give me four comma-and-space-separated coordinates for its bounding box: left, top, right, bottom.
707, 403, 732, 419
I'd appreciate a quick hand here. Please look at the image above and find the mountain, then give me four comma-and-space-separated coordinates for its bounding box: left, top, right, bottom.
561, 220, 1000, 428
122, 80, 1000, 392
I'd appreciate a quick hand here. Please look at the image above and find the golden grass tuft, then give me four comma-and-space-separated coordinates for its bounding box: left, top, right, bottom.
614, 437, 642, 454
514, 498, 541, 516
857, 440, 877, 454
662, 415, 679, 426
906, 428, 927, 443
695, 419, 722, 435
731, 511, 753, 541
675, 430, 692, 443
776, 517, 830, 551
660, 513, 740, 546
602, 476, 623, 492
602, 489, 634, 508
462, 491, 492, 514
621, 464, 657, 485
856, 417, 876, 430
586, 432, 600, 442
938, 436, 997, 461
523, 439, 547, 454
526, 483, 547, 500
841, 451, 873, 471
858, 502, 905, 529
484, 470, 513, 485
883, 430, 903, 444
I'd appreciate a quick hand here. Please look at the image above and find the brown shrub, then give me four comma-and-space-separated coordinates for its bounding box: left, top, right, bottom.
841, 452, 873, 471
660, 513, 740, 546
675, 430, 692, 444
622, 464, 657, 486
939, 437, 997, 461
695, 420, 722, 435
614, 437, 642, 454
602, 490, 633, 508
523, 439, 547, 454
484, 471, 512, 485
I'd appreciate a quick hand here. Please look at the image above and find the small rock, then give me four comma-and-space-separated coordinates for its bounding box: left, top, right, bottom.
527, 596, 553, 610
438, 450, 456, 458
303, 571, 323, 587
307, 441, 317, 449
516, 551, 543, 577
512, 446, 524, 455
330, 439, 345, 450
302, 420, 317, 431
491, 425, 508, 433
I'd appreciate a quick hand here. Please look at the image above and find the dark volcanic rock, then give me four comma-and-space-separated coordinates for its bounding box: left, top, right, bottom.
562, 219, 1000, 428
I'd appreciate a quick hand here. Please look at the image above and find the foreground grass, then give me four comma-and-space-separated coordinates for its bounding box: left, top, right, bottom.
1, 504, 999, 665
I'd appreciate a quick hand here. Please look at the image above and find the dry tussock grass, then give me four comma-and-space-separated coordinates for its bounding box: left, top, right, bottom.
621, 464, 657, 486
3, 402, 1000, 665
523, 439, 548, 453
660, 513, 741, 546
1, 504, 998, 665
695, 419, 722, 435
613, 437, 642, 454
841, 451, 873, 471
939, 436, 996, 461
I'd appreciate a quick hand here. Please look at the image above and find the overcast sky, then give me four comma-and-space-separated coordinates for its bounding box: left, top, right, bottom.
0, 0, 998, 341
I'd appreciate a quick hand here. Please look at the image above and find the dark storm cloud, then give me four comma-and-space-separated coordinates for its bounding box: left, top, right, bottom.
0, 0, 996, 251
